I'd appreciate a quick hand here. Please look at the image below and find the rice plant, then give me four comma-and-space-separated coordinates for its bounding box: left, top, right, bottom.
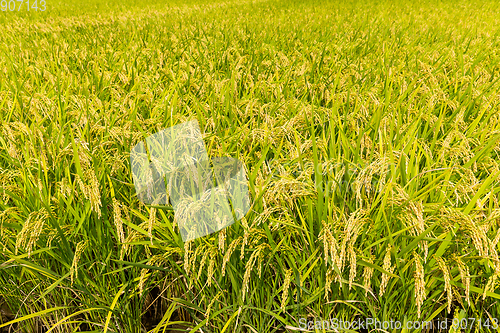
1, 0, 500, 332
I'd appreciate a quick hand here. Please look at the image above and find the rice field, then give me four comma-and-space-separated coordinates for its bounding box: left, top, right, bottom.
1, 0, 500, 331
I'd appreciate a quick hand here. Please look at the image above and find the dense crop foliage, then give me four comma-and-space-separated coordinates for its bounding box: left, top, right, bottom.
1, 0, 500, 331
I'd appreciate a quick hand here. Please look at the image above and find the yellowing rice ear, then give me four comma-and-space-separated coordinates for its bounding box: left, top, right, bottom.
413, 252, 426, 318
70, 240, 88, 285
362, 253, 374, 297
348, 244, 357, 290
379, 244, 394, 298
453, 254, 470, 307
280, 268, 293, 311
112, 197, 125, 244
222, 236, 242, 277
435, 256, 452, 314
15, 208, 49, 258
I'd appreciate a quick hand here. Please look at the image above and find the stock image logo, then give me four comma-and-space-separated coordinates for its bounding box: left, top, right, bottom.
130, 120, 251, 241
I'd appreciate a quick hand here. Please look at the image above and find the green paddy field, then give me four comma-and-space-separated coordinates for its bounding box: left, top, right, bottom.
1, 0, 500, 331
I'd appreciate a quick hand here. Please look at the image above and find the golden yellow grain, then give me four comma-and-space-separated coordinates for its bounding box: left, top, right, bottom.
362, 254, 374, 297
257, 246, 265, 278
409, 201, 429, 261
359, 133, 372, 160
324, 267, 335, 301
197, 246, 210, 281
57, 177, 73, 199
240, 228, 249, 260
252, 206, 290, 230
110, 154, 126, 176
439, 208, 487, 256
75, 168, 102, 219
281, 268, 293, 311
340, 209, 367, 276
241, 254, 254, 302
121, 224, 146, 260
15, 208, 49, 257
45, 229, 57, 249
183, 239, 193, 275
348, 244, 356, 290
241, 244, 269, 301
207, 251, 216, 287
453, 255, 470, 306
222, 237, 241, 276
70, 240, 88, 285
138, 267, 150, 295
379, 244, 394, 298
205, 290, 222, 320
435, 256, 452, 313
414, 253, 426, 318
320, 220, 339, 269
388, 183, 410, 206
2, 124, 19, 160
148, 207, 156, 245
264, 176, 316, 207
353, 158, 389, 207
112, 198, 125, 244
218, 227, 226, 252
